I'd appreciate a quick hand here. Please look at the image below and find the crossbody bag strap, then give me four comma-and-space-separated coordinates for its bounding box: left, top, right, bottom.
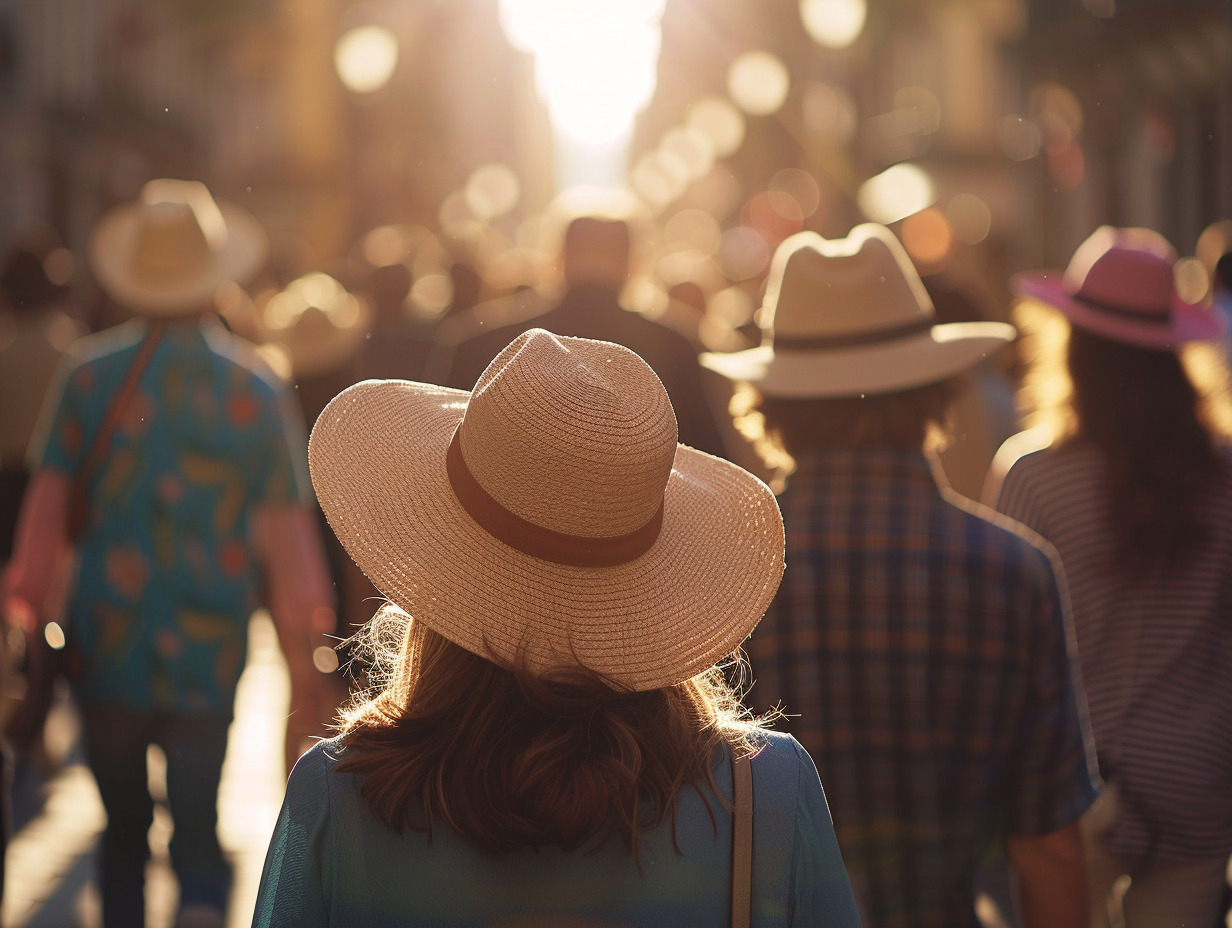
67, 320, 167, 541
731, 748, 753, 928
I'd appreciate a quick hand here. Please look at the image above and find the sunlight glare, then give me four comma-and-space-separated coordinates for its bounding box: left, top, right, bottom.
800, 0, 867, 50
500, 0, 665, 145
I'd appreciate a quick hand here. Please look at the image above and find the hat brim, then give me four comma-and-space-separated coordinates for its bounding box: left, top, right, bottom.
1014, 271, 1225, 349
309, 379, 785, 691
700, 321, 1015, 398
90, 200, 268, 316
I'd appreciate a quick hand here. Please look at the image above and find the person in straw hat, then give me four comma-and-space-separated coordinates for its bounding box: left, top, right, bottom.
702, 224, 1100, 928
252, 328, 862, 926
990, 227, 1232, 927
2, 179, 336, 928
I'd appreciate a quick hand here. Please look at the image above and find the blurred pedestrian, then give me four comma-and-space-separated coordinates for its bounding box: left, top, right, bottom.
705, 226, 1099, 928
435, 193, 726, 457
3, 179, 335, 928
254, 329, 861, 926
992, 226, 1232, 928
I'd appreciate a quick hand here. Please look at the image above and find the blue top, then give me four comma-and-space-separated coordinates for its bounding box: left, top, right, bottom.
253, 731, 862, 926
34, 316, 309, 717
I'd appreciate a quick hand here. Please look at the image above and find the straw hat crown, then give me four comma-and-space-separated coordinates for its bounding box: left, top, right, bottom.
461, 331, 676, 537
308, 328, 785, 690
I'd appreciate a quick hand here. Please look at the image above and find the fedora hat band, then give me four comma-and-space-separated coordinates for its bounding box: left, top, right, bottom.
774, 316, 932, 352
446, 428, 665, 567
1073, 291, 1172, 328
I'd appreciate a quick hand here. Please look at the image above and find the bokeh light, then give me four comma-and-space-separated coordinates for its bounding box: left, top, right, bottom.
631, 154, 678, 210
743, 192, 802, 244
856, 162, 936, 224
659, 127, 715, 184
800, 0, 867, 50
998, 114, 1042, 161
464, 163, 522, 222
664, 209, 723, 255
900, 207, 953, 270
687, 97, 746, 159
716, 226, 772, 280
728, 52, 791, 117
769, 168, 821, 221
409, 272, 455, 318
334, 26, 399, 94
801, 81, 858, 144
1174, 257, 1210, 305
946, 193, 992, 245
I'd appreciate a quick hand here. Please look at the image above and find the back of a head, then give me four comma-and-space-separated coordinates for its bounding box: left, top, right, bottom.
562, 216, 632, 291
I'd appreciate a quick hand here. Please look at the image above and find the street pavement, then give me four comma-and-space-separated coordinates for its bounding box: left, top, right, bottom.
3, 611, 295, 928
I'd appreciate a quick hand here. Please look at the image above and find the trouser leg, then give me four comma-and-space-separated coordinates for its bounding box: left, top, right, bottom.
159, 714, 232, 917
83, 704, 155, 928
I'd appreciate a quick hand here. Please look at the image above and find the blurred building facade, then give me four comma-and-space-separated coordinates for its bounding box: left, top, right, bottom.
0, 0, 1228, 311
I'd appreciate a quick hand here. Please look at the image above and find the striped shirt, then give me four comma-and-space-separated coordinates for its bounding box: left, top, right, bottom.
749, 450, 1099, 928
997, 441, 1232, 860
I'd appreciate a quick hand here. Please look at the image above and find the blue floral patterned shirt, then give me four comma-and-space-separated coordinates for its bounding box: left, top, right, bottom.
34, 316, 310, 718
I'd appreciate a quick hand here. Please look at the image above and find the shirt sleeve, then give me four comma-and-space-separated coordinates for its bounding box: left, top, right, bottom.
253, 745, 332, 927
250, 379, 313, 507
31, 354, 88, 476
787, 739, 863, 928
999, 545, 1101, 836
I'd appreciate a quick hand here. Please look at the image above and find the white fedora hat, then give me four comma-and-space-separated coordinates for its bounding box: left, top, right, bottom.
701, 224, 1015, 398
89, 179, 268, 315
309, 329, 785, 691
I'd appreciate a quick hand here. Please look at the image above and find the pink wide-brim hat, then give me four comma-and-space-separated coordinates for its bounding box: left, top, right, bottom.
1013, 226, 1225, 350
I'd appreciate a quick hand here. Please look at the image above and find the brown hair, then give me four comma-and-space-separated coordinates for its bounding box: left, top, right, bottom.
334, 605, 762, 856
1013, 298, 1232, 570
731, 378, 962, 484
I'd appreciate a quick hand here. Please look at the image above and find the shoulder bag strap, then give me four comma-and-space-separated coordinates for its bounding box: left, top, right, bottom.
67, 320, 167, 541
731, 748, 753, 928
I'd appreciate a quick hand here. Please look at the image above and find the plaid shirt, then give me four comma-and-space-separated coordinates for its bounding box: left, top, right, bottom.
749, 450, 1099, 928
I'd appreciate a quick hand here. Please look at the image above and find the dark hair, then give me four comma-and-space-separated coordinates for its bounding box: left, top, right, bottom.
1065, 327, 1227, 569
731, 378, 962, 483
335, 607, 760, 857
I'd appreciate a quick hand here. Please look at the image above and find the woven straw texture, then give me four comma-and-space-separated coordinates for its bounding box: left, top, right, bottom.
309, 330, 785, 691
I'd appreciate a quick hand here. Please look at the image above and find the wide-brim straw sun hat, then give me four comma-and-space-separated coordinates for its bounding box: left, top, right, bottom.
309, 328, 785, 691
700, 224, 1015, 398
1012, 225, 1225, 350
89, 179, 268, 315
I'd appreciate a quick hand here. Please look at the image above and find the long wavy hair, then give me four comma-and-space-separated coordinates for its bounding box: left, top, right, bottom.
334, 604, 763, 857
1014, 299, 1232, 570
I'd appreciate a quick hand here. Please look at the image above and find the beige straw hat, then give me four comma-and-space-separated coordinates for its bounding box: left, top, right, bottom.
89, 179, 268, 315
701, 224, 1014, 397
309, 328, 785, 691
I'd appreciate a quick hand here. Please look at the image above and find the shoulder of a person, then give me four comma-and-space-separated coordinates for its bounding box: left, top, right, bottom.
750, 730, 815, 786
938, 482, 1062, 583
200, 320, 290, 398
66, 319, 145, 368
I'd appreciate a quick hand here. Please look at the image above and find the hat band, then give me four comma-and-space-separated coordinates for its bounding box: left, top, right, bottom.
446, 429, 664, 568
773, 316, 933, 351
1074, 292, 1172, 328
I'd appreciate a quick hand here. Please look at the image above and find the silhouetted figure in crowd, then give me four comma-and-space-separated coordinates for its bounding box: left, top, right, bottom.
705, 226, 1099, 928
254, 328, 861, 925
436, 208, 725, 457
992, 227, 1232, 928
2, 180, 335, 928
